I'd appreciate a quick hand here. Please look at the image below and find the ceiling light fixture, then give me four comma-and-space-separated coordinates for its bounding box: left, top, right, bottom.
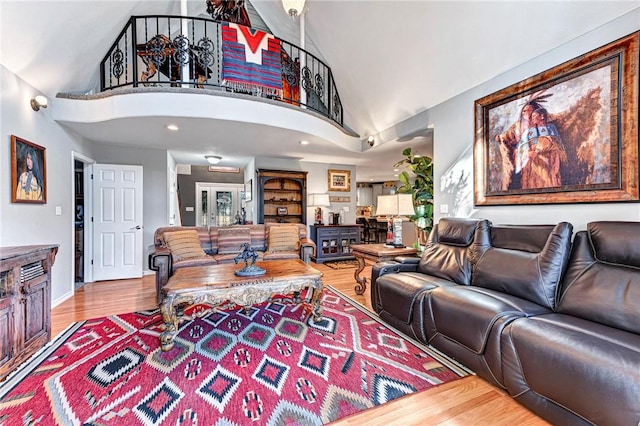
30, 95, 48, 111
205, 155, 222, 165
367, 135, 375, 147
282, 0, 306, 17
299, 140, 310, 145
166, 124, 179, 131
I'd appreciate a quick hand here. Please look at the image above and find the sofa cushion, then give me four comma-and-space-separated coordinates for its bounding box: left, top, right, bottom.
588, 221, 640, 268
217, 227, 251, 254
156, 226, 212, 252
427, 286, 550, 354
502, 314, 640, 426
470, 221, 573, 310
266, 224, 300, 252
416, 218, 486, 285
490, 224, 556, 253
214, 251, 265, 264
163, 230, 207, 262
437, 217, 480, 246
172, 256, 217, 270
558, 223, 640, 334
376, 272, 456, 324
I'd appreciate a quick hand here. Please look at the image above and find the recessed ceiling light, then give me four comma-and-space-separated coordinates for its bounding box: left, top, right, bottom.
299, 140, 310, 145
414, 154, 421, 158
393, 168, 399, 172
167, 124, 179, 131
369, 178, 374, 181
394, 174, 399, 177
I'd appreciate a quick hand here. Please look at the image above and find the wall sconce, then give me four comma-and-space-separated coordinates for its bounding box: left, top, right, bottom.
30, 95, 48, 111
367, 136, 375, 147
205, 155, 222, 165
282, 0, 306, 17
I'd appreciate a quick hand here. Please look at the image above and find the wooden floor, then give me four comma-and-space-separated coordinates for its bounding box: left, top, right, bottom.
52, 261, 549, 426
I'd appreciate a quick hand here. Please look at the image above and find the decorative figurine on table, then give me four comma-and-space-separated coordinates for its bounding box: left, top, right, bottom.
234, 243, 266, 276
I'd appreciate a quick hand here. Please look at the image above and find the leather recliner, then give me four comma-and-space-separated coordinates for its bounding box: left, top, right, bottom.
501, 221, 640, 425
371, 217, 484, 340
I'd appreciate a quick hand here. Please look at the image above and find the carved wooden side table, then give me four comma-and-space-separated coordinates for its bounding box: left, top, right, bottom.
350, 243, 418, 295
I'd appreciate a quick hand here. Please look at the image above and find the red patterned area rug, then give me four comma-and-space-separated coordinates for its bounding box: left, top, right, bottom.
0, 287, 467, 425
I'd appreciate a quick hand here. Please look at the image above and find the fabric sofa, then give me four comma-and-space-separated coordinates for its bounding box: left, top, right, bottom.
149, 223, 316, 301
371, 218, 640, 425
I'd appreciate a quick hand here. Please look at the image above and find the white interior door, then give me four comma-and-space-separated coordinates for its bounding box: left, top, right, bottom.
195, 183, 243, 227
92, 164, 143, 281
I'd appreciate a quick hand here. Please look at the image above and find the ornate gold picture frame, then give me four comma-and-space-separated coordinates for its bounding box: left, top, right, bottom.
474, 32, 638, 205
328, 169, 351, 192
11, 135, 47, 204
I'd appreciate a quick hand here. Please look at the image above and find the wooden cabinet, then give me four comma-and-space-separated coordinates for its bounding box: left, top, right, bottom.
309, 225, 361, 263
0, 245, 58, 381
258, 169, 307, 224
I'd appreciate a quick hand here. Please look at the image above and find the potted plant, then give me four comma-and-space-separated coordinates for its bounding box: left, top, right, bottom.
394, 147, 433, 249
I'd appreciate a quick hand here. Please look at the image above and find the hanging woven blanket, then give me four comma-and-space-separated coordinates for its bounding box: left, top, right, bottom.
222, 23, 283, 97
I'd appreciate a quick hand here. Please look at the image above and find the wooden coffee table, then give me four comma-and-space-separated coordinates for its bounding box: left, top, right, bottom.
350, 243, 418, 295
159, 259, 323, 351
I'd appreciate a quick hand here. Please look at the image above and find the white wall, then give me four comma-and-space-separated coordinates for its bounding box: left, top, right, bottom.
1, 66, 91, 306
391, 10, 640, 232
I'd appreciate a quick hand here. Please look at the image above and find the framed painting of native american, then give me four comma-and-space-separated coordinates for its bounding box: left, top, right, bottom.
11, 135, 47, 204
474, 31, 639, 206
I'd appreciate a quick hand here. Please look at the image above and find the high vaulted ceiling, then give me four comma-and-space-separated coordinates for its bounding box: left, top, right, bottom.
1, 1, 637, 182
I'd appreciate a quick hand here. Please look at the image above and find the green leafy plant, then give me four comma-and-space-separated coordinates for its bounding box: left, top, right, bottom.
394, 147, 434, 246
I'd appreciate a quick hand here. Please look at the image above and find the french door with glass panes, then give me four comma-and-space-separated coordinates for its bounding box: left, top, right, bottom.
195, 183, 244, 227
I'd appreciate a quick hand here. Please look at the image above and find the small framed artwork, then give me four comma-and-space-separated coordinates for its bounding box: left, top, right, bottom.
245, 179, 252, 202
11, 135, 47, 204
328, 169, 351, 192
474, 31, 639, 205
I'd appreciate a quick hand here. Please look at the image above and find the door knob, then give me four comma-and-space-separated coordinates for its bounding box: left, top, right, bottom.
130, 225, 141, 230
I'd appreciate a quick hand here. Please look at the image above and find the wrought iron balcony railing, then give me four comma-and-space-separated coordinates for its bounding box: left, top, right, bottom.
100, 15, 343, 126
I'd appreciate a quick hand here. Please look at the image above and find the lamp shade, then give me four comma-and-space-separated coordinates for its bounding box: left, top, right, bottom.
308, 193, 330, 207
397, 193, 415, 216
282, 0, 306, 16
376, 195, 397, 216
376, 194, 415, 216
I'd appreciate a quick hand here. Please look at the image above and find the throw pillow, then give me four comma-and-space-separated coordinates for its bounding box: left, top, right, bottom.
267, 225, 300, 252
163, 230, 206, 262
218, 227, 251, 254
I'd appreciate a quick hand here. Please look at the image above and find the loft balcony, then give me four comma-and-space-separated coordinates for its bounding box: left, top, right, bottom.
99, 15, 343, 127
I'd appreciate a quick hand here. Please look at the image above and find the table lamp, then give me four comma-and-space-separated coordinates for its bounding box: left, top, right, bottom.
308, 193, 331, 225
376, 194, 415, 247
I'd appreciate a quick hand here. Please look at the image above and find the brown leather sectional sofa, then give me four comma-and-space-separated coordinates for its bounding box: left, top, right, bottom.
371, 218, 640, 425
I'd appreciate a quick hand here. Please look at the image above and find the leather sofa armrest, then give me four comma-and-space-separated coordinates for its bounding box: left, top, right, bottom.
149, 247, 172, 303
371, 260, 401, 284
394, 256, 420, 271
371, 260, 402, 313
371, 256, 421, 296
299, 237, 316, 264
